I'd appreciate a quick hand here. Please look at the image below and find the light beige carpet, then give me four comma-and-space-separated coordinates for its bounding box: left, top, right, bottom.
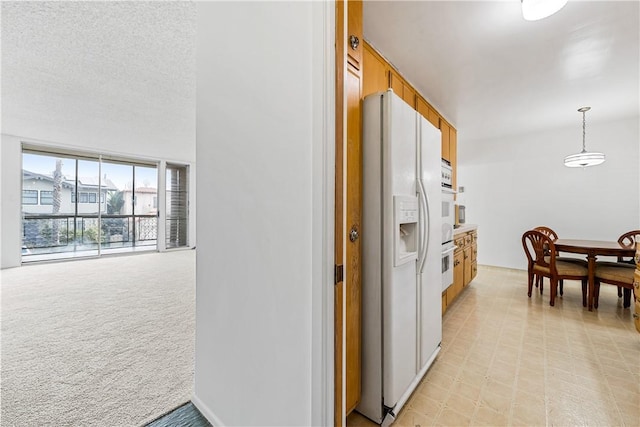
1, 250, 195, 426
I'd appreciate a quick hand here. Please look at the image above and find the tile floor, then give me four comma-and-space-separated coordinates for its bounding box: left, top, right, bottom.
348, 265, 640, 427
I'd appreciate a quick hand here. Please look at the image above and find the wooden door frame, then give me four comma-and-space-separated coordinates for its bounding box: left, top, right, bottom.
334, 0, 347, 426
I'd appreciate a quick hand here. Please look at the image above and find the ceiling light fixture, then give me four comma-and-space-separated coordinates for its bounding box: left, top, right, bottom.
521, 0, 568, 21
564, 107, 605, 168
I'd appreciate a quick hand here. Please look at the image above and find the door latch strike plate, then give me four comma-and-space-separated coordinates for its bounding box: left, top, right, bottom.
334, 264, 344, 285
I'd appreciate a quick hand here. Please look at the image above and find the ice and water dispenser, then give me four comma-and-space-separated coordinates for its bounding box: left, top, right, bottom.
393, 195, 419, 266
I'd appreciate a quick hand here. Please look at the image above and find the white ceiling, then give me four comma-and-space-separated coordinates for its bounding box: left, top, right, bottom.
1, 1, 196, 155
2, 1, 637, 150
364, 0, 640, 142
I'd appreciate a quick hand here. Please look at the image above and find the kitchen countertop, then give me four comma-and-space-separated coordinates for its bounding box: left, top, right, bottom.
453, 224, 478, 235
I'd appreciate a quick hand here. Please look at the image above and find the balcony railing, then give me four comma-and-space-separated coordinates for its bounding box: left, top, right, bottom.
22, 214, 157, 256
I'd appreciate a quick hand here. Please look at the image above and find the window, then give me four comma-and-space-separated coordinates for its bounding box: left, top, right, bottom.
22, 148, 161, 261
166, 164, 188, 248
40, 191, 53, 205
22, 190, 38, 205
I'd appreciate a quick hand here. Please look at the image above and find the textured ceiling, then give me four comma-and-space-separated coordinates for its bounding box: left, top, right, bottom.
3, 1, 637, 152
1, 1, 196, 158
364, 1, 640, 143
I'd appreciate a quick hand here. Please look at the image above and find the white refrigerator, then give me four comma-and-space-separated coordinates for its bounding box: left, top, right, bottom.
357, 90, 442, 426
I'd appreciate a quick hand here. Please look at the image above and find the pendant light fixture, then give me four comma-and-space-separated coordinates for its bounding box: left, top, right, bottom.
564, 107, 605, 168
521, 0, 568, 21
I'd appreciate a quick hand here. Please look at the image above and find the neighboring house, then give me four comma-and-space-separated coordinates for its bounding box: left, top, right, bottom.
22, 170, 118, 215
122, 187, 158, 216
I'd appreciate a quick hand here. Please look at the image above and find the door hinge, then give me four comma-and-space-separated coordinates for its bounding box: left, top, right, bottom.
334, 264, 344, 285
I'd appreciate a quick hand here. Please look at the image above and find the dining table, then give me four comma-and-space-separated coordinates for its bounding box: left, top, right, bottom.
554, 239, 635, 311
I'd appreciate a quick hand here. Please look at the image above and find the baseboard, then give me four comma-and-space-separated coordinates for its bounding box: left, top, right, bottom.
192, 393, 225, 427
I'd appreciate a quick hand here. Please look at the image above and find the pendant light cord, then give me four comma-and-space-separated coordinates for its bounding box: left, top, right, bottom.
582, 110, 587, 152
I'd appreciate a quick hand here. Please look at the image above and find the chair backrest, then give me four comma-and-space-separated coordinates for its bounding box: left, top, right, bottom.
522, 230, 555, 272
533, 226, 559, 241
618, 230, 640, 262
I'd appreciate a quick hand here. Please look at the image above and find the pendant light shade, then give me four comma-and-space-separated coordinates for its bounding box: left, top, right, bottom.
521, 0, 568, 21
564, 107, 605, 168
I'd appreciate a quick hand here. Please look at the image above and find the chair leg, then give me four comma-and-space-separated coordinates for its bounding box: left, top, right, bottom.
550, 278, 557, 306
594, 280, 600, 309
559, 279, 564, 296
623, 288, 631, 308
539, 277, 544, 294
527, 272, 534, 297
535, 275, 539, 288
618, 286, 622, 298
581, 279, 587, 307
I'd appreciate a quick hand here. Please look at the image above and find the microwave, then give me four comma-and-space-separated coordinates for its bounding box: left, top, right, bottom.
457, 204, 466, 225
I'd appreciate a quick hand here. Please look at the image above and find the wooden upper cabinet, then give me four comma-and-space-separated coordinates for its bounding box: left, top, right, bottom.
347, 0, 363, 70
416, 96, 429, 119
363, 44, 388, 98
417, 97, 440, 129
427, 108, 440, 129
441, 121, 451, 161
402, 84, 416, 109
389, 70, 415, 108
389, 70, 403, 99
450, 127, 457, 191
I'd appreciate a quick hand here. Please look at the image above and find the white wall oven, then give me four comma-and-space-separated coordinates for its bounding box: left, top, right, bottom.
441, 159, 456, 290
441, 240, 455, 291
441, 190, 455, 245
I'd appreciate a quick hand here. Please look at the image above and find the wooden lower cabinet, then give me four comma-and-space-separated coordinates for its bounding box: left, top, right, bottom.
443, 228, 478, 314
463, 246, 472, 287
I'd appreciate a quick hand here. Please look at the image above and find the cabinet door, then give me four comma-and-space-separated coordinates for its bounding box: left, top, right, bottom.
402, 83, 416, 108
442, 291, 447, 315
463, 246, 472, 286
416, 96, 429, 120
471, 242, 477, 262
363, 45, 388, 97
427, 108, 440, 129
450, 127, 457, 191
346, 0, 362, 70
344, 62, 362, 416
389, 71, 404, 100
452, 250, 464, 297
441, 122, 451, 161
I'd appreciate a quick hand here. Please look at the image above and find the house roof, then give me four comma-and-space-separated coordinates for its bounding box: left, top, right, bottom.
23, 170, 118, 191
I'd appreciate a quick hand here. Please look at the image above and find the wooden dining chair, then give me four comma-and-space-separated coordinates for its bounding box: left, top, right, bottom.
522, 230, 589, 306
532, 226, 588, 296
618, 230, 640, 302
593, 230, 640, 308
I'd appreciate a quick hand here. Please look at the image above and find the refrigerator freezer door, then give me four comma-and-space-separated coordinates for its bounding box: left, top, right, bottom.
382, 91, 419, 407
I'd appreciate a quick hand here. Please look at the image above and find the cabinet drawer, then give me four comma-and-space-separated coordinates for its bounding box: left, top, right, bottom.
464, 235, 472, 246
471, 243, 477, 262
455, 236, 465, 248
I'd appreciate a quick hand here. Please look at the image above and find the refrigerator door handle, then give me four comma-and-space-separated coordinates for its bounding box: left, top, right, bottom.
418, 179, 430, 274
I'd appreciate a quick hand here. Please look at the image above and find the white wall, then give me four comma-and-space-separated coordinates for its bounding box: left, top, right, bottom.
194, 2, 333, 426
457, 116, 640, 270
1, 136, 22, 268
